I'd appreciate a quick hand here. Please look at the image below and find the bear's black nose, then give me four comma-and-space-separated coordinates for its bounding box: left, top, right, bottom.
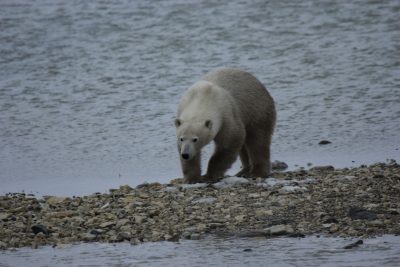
181, 153, 189, 160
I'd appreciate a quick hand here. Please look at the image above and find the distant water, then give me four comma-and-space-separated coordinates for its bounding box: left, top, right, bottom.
1, 0, 400, 196
1, 235, 400, 267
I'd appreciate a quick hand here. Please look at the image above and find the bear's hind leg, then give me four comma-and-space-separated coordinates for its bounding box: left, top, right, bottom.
247, 132, 272, 178
235, 146, 251, 177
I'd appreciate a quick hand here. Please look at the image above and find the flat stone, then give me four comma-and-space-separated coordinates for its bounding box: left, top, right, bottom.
262, 178, 291, 187
213, 177, 249, 188
280, 185, 308, 193
99, 221, 116, 228
191, 197, 217, 204
367, 220, 384, 227
0, 213, 11, 221
134, 216, 145, 224
181, 183, 208, 189
264, 224, 294, 236
116, 219, 130, 227
46, 211, 75, 218
255, 210, 273, 218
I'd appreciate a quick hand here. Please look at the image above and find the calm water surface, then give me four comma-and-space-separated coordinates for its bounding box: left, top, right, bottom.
1, 0, 400, 196
1, 235, 400, 267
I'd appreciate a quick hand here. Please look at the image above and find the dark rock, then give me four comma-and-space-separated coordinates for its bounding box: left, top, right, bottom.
287, 233, 306, 238
389, 210, 399, 215
348, 207, 378, 221
323, 217, 339, 224
343, 239, 363, 249
31, 224, 49, 236
271, 161, 288, 171
90, 229, 104, 236
319, 140, 332, 145
243, 248, 252, 252
310, 165, 335, 172
136, 182, 149, 189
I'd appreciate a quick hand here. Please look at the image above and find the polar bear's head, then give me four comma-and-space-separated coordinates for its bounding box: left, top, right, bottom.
174, 119, 213, 160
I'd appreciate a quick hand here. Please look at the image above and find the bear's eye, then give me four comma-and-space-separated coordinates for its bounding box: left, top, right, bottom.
180, 138, 184, 142
192, 138, 198, 142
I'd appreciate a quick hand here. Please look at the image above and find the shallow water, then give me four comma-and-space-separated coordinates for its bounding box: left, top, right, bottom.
1, 235, 400, 267
1, 0, 400, 195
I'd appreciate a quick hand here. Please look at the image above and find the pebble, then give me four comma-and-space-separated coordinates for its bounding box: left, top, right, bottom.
271, 160, 288, 171
264, 224, 294, 236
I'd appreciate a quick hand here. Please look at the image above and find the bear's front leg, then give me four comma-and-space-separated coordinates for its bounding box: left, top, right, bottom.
205, 147, 240, 181
180, 154, 201, 183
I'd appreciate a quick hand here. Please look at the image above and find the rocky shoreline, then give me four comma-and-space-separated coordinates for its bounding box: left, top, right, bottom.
1, 162, 399, 250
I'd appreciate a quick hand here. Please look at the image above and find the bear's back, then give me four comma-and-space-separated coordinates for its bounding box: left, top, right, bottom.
202, 68, 275, 129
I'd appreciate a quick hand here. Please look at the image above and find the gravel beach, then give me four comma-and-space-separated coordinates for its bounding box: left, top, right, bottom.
1, 161, 399, 250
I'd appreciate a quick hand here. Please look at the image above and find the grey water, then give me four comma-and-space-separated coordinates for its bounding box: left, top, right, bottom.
1, 0, 400, 265
1, 235, 400, 267
1, 0, 400, 196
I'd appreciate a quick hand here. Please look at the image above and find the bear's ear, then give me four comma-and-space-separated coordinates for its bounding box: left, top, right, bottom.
175, 119, 181, 127
205, 120, 212, 129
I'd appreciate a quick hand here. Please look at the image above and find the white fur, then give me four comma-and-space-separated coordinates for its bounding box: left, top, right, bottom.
175, 68, 276, 183
177, 81, 225, 139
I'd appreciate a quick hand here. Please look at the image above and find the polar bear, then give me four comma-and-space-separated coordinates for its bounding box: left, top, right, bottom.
175, 68, 276, 183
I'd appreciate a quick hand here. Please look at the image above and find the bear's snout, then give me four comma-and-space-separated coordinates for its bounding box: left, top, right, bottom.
181, 153, 190, 160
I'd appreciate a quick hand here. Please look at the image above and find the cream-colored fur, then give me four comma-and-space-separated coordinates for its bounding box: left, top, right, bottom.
175, 68, 276, 183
